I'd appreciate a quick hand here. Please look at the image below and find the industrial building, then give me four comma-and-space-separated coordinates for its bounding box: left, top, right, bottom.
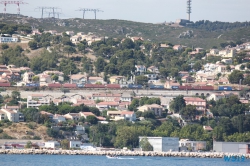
139, 137, 179, 152
213, 141, 250, 154
179, 139, 207, 151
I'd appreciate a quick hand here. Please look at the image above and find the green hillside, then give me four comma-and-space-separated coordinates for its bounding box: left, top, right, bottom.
1, 14, 250, 49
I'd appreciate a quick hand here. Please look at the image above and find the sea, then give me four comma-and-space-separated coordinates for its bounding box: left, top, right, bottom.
0, 155, 249, 166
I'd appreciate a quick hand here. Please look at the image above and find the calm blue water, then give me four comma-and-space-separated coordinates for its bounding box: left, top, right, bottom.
0, 155, 249, 166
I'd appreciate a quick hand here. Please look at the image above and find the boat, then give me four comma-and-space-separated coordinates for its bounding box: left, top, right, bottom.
106, 155, 119, 159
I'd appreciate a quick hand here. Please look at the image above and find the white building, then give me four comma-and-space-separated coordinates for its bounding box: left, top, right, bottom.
0, 109, 24, 122
139, 137, 179, 152
213, 141, 250, 154
23, 72, 35, 83
137, 104, 163, 116
44, 141, 60, 149
0, 35, 18, 43
53, 114, 66, 123
27, 94, 51, 108
70, 141, 82, 149
107, 111, 136, 121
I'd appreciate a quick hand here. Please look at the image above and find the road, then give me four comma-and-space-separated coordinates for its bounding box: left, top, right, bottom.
1, 89, 215, 98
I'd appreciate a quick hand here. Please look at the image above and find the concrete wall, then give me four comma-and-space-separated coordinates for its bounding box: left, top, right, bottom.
139, 137, 179, 152
213, 141, 250, 154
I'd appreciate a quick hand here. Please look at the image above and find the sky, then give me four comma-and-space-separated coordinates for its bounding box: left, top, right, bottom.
0, 0, 249, 23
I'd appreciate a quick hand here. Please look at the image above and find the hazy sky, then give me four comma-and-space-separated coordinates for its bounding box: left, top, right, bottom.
1, 0, 249, 23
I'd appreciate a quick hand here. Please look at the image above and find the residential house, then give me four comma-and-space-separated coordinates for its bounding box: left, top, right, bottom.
181, 75, 195, 83
0, 34, 18, 43
219, 49, 236, 58
64, 113, 80, 121
217, 65, 227, 73
210, 49, 219, 55
159, 44, 170, 49
70, 35, 82, 44
144, 73, 157, 80
44, 30, 57, 35
66, 31, 74, 36
173, 45, 183, 51
164, 81, 180, 89
121, 93, 133, 102
107, 111, 136, 121
184, 97, 206, 116
0, 109, 24, 122
147, 66, 159, 73
137, 104, 163, 116
221, 58, 232, 65
40, 111, 53, 120
27, 94, 51, 108
109, 76, 126, 84
135, 65, 146, 75
207, 92, 238, 101
179, 71, 189, 77
96, 101, 119, 110
92, 93, 121, 102
39, 74, 52, 86
70, 74, 87, 85
88, 77, 105, 84
203, 126, 213, 132
130, 36, 144, 42
53, 114, 66, 123
23, 72, 35, 83
79, 112, 96, 119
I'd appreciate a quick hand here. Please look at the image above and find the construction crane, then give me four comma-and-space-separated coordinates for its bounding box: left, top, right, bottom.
92, 9, 103, 20
76, 8, 92, 19
0, 0, 28, 16
76, 8, 103, 20
35, 7, 61, 19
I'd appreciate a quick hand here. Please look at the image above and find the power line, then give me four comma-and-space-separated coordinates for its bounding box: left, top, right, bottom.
35, 6, 61, 18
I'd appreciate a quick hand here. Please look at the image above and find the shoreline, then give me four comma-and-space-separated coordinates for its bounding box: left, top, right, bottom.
0, 149, 249, 159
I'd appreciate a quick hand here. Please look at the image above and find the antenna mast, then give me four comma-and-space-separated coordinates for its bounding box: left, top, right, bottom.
187, 0, 192, 21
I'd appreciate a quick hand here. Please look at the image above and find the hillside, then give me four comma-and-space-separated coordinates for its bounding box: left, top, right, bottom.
0, 122, 51, 140
1, 14, 250, 49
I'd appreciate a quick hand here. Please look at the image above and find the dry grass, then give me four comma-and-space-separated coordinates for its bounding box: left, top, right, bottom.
3, 122, 52, 141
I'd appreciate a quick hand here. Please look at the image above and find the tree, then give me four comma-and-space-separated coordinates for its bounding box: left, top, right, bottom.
77, 43, 85, 54
140, 137, 153, 151
32, 76, 39, 82
28, 41, 38, 50
121, 38, 135, 49
193, 62, 202, 71
11, 91, 20, 101
25, 141, 32, 148
170, 95, 186, 113
60, 139, 69, 149
180, 105, 197, 121
86, 115, 98, 124
1, 43, 9, 50
94, 57, 107, 74
240, 64, 245, 70
228, 70, 243, 84
135, 75, 148, 86
63, 45, 76, 57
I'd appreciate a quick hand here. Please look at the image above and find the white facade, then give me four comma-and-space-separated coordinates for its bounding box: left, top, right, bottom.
27, 95, 51, 108
0, 35, 18, 43
70, 141, 82, 149
45, 141, 60, 149
0, 109, 24, 122
213, 142, 250, 154
139, 137, 179, 152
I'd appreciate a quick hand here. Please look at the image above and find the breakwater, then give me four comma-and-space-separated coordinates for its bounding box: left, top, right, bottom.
0, 149, 249, 158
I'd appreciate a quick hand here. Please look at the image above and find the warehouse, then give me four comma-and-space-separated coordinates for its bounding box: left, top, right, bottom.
213, 141, 250, 154
139, 137, 179, 152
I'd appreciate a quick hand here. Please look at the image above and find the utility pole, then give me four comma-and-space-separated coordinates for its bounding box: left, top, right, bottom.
35, 6, 61, 19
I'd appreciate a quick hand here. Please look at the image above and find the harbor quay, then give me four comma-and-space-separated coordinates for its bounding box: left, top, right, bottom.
0, 149, 249, 159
